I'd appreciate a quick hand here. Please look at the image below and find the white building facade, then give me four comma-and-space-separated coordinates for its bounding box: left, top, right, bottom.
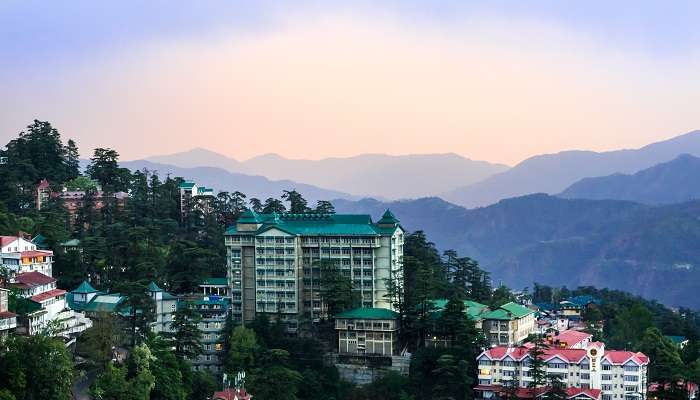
476, 338, 649, 400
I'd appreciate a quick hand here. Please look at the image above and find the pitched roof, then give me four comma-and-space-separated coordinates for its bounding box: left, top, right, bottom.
179, 181, 196, 189
482, 302, 533, 320
20, 250, 53, 257
475, 385, 601, 400
335, 307, 398, 320
73, 280, 98, 294
14, 271, 56, 287
30, 288, 66, 303
147, 281, 163, 292
377, 209, 400, 224
228, 212, 400, 237
479, 345, 649, 366
429, 299, 489, 320
83, 294, 127, 313
549, 330, 592, 348
0, 236, 18, 247
0, 311, 17, 319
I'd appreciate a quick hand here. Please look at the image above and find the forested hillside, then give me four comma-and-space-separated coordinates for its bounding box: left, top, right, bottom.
335, 194, 700, 308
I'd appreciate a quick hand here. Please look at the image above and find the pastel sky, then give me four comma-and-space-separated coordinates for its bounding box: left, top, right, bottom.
1, 1, 699, 165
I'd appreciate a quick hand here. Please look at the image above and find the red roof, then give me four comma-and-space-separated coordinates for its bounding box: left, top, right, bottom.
475, 385, 600, 399
549, 330, 592, 348
37, 179, 50, 189
479, 345, 649, 365
20, 250, 53, 257
30, 288, 66, 303
604, 350, 649, 365
0, 311, 16, 319
480, 346, 588, 363
0, 236, 18, 247
213, 388, 252, 400
15, 271, 56, 287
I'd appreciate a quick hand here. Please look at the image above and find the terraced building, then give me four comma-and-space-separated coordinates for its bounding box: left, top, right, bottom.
224, 210, 404, 330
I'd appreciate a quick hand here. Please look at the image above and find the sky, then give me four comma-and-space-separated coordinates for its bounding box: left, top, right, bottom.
1, 1, 700, 166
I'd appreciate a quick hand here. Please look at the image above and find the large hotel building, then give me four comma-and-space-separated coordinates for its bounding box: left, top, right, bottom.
224, 210, 404, 329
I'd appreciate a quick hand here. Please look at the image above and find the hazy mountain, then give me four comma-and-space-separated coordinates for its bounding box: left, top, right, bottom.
559, 154, 700, 205
146, 148, 243, 171
143, 150, 508, 199
121, 160, 356, 203
442, 130, 700, 208
334, 195, 700, 308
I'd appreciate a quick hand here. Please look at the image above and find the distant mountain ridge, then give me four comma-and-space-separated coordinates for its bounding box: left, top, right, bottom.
443, 130, 700, 208
559, 154, 700, 204
333, 194, 700, 308
142, 150, 508, 200
120, 160, 357, 203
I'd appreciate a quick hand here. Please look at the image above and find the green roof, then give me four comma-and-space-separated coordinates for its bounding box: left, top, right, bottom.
73, 280, 98, 294
377, 209, 400, 225
430, 299, 489, 320
482, 302, 533, 320
31, 234, 48, 249
335, 307, 399, 320
227, 212, 402, 237
147, 282, 163, 292
666, 335, 688, 345
83, 294, 128, 313
202, 277, 227, 286
179, 181, 195, 189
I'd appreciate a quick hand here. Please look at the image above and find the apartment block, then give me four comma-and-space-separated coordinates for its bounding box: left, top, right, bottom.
224, 209, 404, 329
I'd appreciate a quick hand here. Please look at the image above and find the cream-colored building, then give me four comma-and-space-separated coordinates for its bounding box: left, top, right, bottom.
224, 210, 404, 329
482, 302, 536, 346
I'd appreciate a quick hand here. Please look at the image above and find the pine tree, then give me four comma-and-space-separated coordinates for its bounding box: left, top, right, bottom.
528, 335, 549, 392
169, 302, 204, 361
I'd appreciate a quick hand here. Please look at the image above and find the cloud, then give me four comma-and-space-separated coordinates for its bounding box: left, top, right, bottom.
1, 10, 699, 164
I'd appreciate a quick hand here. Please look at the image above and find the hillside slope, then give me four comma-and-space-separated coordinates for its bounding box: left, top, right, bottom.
334, 195, 700, 308
559, 154, 700, 204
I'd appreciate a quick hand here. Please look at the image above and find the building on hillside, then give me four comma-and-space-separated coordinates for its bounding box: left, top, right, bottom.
179, 181, 215, 219
35, 179, 128, 225
66, 284, 127, 316
147, 282, 179, 334
0, 235, 53, 277
185, 289, 229, 373
0, 288, 17, 336
213, 388, 253, 400
425, 299, 490, 347
10, 271, 90, 336
224, 209, 404, 329
335, 308, 399, 357
665, 335, 689, 349
475, 386, 602, 399
476, 340, 649, 400
481, 302, 536, 346
545, 329, 593, 350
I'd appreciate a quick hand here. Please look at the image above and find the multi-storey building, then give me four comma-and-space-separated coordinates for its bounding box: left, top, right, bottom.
224, 209, 404, 329
147, 281, 179, 334
482, 302, 536, 346
179, 181, 215, 219
187, 293, 229, 374
0, 288, 17, 336
476, 332, 649, 400
1, 235, 53, 277
35, 179, 128, 225
335, 308, 399, 356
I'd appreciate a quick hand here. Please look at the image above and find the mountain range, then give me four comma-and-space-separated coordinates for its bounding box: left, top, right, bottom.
559, 154, 700, 204
334, 195, 700, 308
144, 149, 508, 200
119, 160, 356, 204
442, 130, 700, 208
